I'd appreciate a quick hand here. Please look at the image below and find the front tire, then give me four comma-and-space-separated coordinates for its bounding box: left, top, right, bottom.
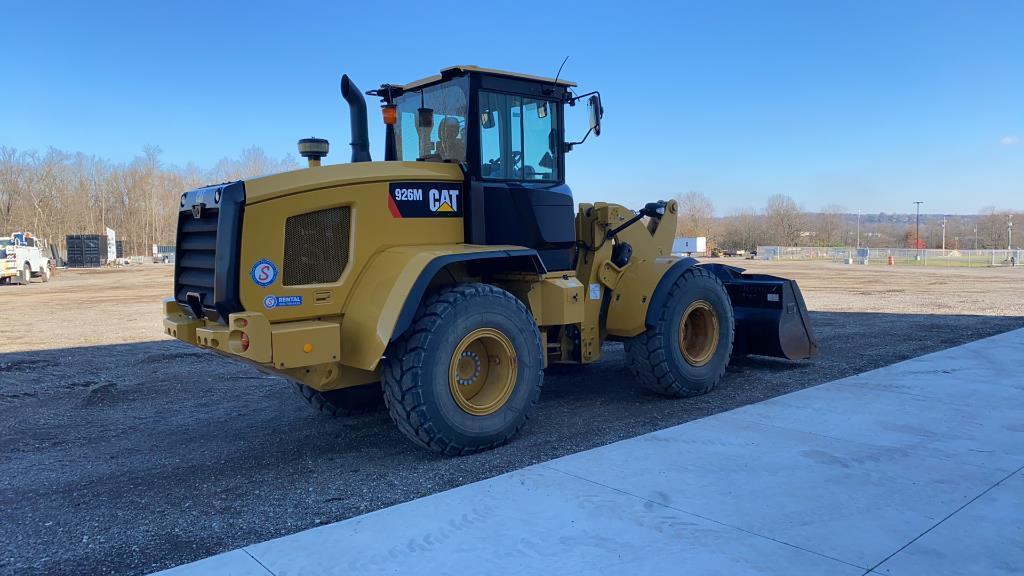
383, 283, 544, 455
625, 266, 735, 397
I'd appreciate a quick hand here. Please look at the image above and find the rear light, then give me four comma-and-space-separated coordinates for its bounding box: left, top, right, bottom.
239, 332, 250, 352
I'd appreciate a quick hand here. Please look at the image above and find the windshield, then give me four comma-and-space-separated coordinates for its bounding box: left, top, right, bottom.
393, 79, 468, 163
480, 91, 560, 181
0, 239, 9, 248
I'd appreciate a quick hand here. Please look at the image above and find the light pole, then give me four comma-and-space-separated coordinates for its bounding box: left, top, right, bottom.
856, 209, 861, 249
914, 201, 924, 249
974, 226, 978, 250
941, 216, 946, 251
1010, 214, 1014, 250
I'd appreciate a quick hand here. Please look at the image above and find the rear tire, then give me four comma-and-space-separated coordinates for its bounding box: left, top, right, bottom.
19, 264, 31, 285
382, 283, 544, 455
625, 266, 735, 397
291, 381, 383, 417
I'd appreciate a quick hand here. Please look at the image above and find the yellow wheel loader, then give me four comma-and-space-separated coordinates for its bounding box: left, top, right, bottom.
163, 66, 817, 455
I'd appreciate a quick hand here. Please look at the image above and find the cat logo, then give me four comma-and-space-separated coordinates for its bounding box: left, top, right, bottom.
429, 188, 459, 213
388, 182, 464, 218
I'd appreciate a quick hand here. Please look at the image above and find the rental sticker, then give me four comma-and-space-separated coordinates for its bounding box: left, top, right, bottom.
263, 295, 302, 309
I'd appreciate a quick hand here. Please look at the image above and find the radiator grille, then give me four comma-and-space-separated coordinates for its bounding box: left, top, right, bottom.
175, 209, 219, 308
283, 207, 350, 286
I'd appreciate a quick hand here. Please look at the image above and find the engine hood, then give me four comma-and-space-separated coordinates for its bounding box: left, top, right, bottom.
244, 161, 463, 205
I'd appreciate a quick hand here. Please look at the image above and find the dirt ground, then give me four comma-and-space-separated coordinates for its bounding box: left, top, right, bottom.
1, 261, 1022, 575
2, 260, 1021, 354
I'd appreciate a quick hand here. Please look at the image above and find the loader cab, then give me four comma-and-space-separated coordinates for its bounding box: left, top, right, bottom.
377, 66, 580, 271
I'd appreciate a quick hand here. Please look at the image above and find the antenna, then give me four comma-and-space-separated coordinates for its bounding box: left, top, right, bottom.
553, 55, 569, 85
544, 56, 570, 96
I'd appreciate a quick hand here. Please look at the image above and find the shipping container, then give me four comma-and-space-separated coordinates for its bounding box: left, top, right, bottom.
66, 234, 108, 267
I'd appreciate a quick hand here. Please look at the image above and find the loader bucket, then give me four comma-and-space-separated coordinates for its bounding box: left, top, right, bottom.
699, 263, 818, 360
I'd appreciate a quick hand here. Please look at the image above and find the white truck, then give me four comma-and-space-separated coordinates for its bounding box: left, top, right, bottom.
1, 232, 51, 285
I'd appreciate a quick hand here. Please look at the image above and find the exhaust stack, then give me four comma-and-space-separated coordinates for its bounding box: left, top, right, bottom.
340, 74, 371, 163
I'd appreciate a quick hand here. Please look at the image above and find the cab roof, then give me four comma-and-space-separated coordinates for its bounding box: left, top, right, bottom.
399, 65, 577, 92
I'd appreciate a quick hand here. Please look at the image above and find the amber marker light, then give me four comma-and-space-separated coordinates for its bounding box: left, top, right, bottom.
382, 105, 397, 125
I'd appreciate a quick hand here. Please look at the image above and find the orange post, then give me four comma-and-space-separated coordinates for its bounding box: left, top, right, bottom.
887, 255, 895, 266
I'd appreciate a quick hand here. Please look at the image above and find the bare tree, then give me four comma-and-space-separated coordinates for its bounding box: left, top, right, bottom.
817, 204, 846, 246
763, 194, 804, 246
675, 191, 715, 243
719, 208, 764, 252
0, 145, 298, 255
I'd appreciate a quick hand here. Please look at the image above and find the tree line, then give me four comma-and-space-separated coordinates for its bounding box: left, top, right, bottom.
0, 145, 297, 256
675, 191, 1019, 251
1, 146, 1015, 256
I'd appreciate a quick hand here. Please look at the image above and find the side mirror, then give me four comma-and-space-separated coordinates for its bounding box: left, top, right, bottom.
587, 94, 603, 137
417, 107, 434, 129
481, 110, 495, 129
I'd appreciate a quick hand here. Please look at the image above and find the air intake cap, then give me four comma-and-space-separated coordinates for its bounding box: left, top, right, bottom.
298, 137, 329, 167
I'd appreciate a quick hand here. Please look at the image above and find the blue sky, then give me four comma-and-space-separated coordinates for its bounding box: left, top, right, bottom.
2, 0, 1020, 214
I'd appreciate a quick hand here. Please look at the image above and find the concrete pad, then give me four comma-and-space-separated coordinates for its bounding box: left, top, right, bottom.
244, 466, 861, 576
154, 549, 271, 576
875, 469, 1024, 575
830, 330, 1024, 409
724, 380, 1024, 473
545, 417, 1007, 569
153, 328, 1024, 575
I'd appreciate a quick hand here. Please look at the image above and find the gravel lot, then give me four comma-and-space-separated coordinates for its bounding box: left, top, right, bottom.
2, 262, 1022, 575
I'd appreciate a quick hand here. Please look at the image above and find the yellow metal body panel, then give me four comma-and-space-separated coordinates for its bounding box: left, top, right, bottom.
244, 161, 463, 204
337, 243, 524, 371
508, 273, 584, 327
271, 320, 340, 369
573, 200, 682, 361
238, 162, 465, 325
162, 298, 202, 342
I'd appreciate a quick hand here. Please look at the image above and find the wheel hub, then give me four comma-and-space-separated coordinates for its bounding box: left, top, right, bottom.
449, 328, 517, 416
678, 300, 719, 367
456, 351, 482, 386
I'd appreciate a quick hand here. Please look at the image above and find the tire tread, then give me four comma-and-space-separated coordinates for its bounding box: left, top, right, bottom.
382, 283, 543, 456
624, 266, 734, 397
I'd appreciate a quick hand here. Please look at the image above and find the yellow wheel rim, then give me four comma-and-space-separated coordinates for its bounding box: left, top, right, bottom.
678, 300, 719, 367
449, 328, 518, 416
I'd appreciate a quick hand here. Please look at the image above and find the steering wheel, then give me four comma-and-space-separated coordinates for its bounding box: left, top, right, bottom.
484, 151, 524, 177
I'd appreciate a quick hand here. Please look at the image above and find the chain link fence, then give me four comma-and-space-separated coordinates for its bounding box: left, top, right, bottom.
757, 246, 1023, 268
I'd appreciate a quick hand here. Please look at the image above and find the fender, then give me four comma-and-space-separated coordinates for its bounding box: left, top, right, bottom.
641, 257, 699, 328
337, 244, 545, 371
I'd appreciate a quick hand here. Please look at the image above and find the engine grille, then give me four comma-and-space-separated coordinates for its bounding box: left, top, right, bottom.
175, 210, 218, 308
174, 181, 245, 322
283, 207, 351, 286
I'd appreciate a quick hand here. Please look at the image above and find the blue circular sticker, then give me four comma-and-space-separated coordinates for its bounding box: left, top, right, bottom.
263, 295, 277, 309
250, 259, 278, 287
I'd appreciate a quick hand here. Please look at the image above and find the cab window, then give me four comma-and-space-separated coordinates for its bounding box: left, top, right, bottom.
394, 81, 468, 163
479, 91, 559, 181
